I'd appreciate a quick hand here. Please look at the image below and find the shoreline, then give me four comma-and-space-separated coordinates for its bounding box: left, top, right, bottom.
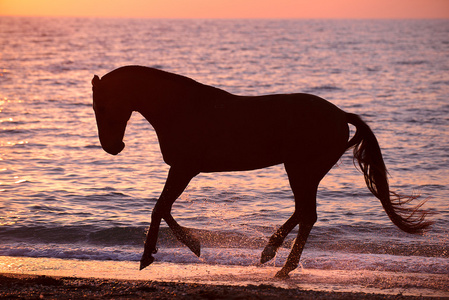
0, 272, 442, 300
1, 256, 447, 299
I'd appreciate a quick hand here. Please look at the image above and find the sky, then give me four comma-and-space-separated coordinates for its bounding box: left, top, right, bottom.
1, 0, 449, 19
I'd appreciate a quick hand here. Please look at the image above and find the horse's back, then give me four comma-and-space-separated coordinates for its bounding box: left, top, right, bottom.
195, 93, 349, 172
223, 93, 348, 145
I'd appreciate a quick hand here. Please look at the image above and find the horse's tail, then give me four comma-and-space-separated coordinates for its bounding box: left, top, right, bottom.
346, 113, 433, 234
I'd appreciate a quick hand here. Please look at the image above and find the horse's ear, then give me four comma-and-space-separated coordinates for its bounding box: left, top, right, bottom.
92, 75, 100, 87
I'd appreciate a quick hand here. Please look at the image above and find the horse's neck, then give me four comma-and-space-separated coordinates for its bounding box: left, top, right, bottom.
134, 75, 197, 128
135, 75, 230, 132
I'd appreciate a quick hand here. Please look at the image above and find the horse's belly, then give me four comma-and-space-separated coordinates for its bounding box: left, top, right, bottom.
199, 142, 283, 173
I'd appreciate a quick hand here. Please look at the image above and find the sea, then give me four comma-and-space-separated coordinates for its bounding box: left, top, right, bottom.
0, 17, 448, 296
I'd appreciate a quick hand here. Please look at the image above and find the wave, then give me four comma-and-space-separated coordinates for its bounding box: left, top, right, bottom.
0, 225, 146, 246
396, 60, 429, 66
0, 243, 447, 275
1, 225, 447, 259
304, 85, 343, 93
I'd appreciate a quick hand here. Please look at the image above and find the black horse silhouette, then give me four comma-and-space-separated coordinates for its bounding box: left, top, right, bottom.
92, 66, 432, 278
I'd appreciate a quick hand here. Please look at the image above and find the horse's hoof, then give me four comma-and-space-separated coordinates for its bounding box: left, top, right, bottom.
185, 237, 201, 257
274, 269, 290, 279
139, 255, 155, 270
260, 245, 277, 264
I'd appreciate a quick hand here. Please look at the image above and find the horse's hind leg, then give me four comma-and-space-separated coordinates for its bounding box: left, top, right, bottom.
260, 213, 299, 264
140, 167, 199, 270
274, 221, 314, 278
274, 163, 319, 278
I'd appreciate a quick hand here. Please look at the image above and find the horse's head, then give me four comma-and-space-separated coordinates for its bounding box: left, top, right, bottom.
92, 75, 132, 155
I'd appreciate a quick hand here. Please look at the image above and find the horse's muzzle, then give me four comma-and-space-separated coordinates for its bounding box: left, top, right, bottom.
103, 141, 125, 155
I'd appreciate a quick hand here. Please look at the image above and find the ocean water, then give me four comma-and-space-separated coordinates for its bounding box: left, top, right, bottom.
0, 17, 448, 288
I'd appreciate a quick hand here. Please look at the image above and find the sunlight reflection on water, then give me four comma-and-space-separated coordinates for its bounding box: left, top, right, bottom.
0, 17, 447, 275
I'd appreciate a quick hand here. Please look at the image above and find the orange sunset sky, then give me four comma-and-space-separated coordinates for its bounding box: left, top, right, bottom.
1, 0, 449, 19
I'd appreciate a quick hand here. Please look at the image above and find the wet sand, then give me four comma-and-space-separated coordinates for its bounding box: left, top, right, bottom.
1, 256, 447, 299
0, 272, 441, 300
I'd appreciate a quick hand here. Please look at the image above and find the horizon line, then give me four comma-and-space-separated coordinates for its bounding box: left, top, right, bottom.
1, 14, 448, 20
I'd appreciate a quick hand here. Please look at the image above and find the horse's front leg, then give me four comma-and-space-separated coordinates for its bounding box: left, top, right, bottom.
164, 214, 200, 257
140, 167, 198, 270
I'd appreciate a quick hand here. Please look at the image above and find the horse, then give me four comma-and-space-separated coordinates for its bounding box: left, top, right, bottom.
91, 65, 432, 278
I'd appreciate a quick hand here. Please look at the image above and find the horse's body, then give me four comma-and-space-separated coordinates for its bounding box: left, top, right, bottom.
92, 66, 431, 278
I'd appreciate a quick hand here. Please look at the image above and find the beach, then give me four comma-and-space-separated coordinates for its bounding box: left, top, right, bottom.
0, 256, 447, 299
1, 272, 445, 300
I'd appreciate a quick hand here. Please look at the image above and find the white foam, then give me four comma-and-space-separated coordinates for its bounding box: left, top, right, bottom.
1, 243, 447, 275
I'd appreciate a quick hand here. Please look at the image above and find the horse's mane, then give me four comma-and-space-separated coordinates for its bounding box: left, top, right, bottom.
102, 65, 202, 88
